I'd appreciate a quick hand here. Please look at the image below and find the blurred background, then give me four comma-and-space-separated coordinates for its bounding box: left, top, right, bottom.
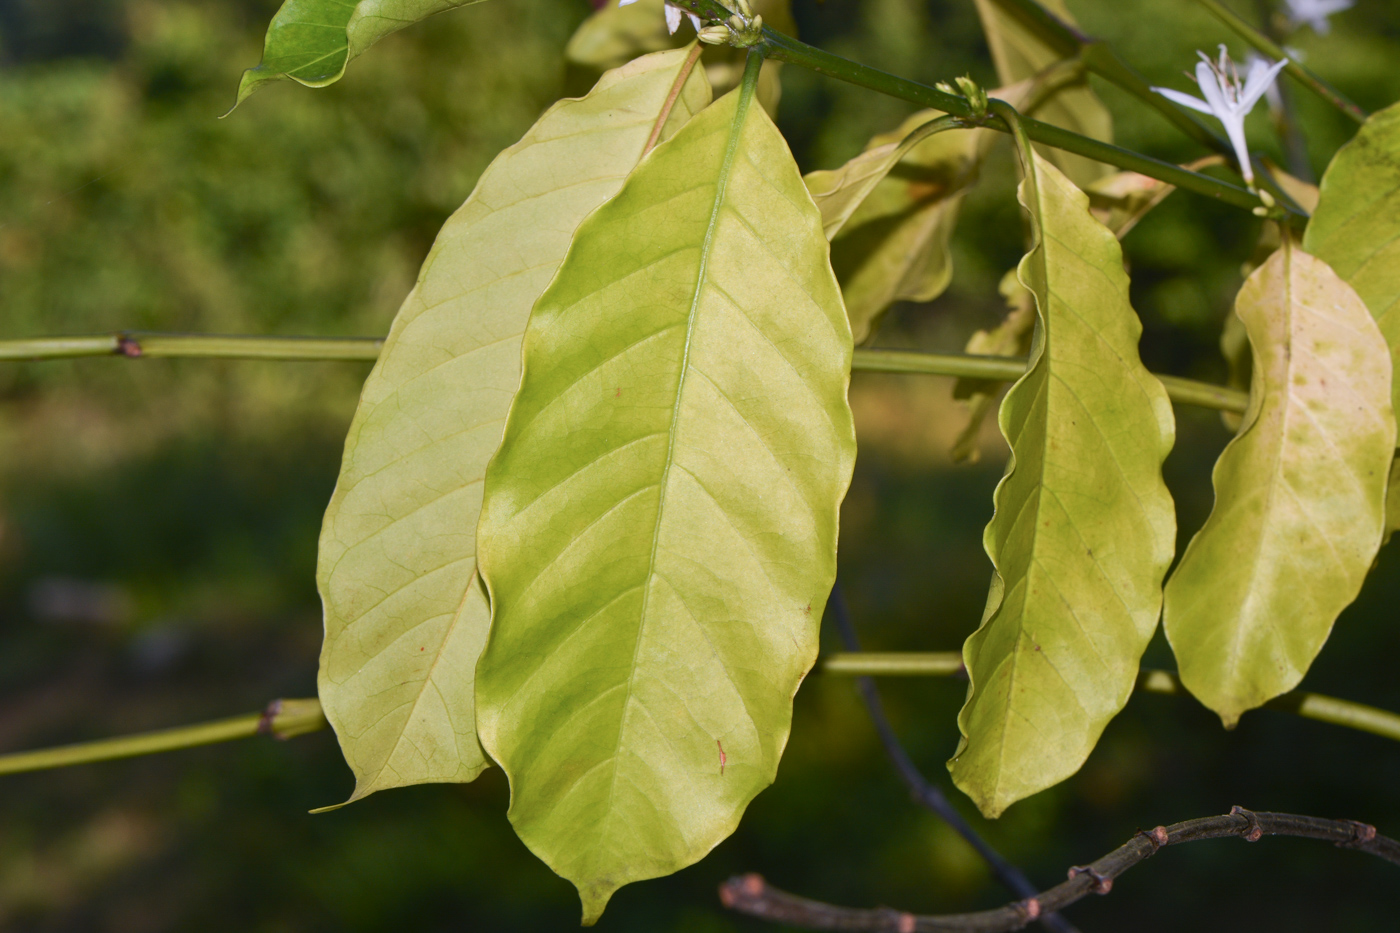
2, 0, 1400, 929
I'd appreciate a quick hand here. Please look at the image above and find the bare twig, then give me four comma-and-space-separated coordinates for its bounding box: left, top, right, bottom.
721, 807, 1400, 932
825, 584, 1078, 933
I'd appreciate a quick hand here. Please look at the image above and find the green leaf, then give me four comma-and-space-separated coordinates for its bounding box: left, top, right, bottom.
1163, 243, 1396, 727
948, 148, 1176, 819
234, 0, 489, 107
474, 60, 855, 924
314, 47, 711, 808
971, 0, 1112, 187
1304, 101, 1400, 421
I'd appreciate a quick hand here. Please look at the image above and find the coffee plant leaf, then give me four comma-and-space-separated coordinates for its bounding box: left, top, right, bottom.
314, 47, 711, 808
1163, 244, 1395, 727
949, 149, 1176, 819
235, 0, 492, 107
972, 0, 1112, 187
1305, 100, 1400, 421
474, 68, 855, 923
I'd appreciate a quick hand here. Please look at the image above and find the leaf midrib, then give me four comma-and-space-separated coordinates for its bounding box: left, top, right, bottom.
602, 81, 759, 826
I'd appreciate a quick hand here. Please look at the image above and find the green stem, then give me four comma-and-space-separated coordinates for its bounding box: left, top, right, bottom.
819, 656, 1400, 745
754, 28, 1303, 224
0, 699, 326, 778
1192, 0, 1367, 124
0, 334, 1251, 415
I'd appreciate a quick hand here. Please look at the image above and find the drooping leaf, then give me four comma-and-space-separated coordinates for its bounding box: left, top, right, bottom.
565, 0, 791, 115
234, 0, 489, 107
818, 111, 975, 343
948, 149, 1176, 819
1163, 243, 1396, 727
474, 63, 855, 923
950, 269, 1035, 463
315, 47, 711, 808
808, 79, 1060, 344
1304, 100, 1400, 421
972, 0, 1112, 187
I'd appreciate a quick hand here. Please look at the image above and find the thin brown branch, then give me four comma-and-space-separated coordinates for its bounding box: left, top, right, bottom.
720, 808, 1400, 932
643, 43, 706, 157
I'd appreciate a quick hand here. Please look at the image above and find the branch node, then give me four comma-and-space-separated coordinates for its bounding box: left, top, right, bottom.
1017, 896, 1042, 921
1231, 805, 1264, 842
1067, 865, 1113, 895
256, 699, 283, 736
116, 334, 143, 358
718, 872, 766, 909
896, 912, 916, 933
1136, 826, 1169, 854
1339, 820, 1378, 849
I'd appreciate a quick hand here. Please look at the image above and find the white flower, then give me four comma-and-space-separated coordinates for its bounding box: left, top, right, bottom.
1152, 46, 1288, 187
1284, 0, 1353, 35
617, 0, 702, 35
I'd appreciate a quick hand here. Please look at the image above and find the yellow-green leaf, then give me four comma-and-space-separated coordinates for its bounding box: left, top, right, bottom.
1163, 243, 1395, 727
474, 63, 854, 924
314, 47, 711, 807
949, 149, 1176, 819
235, 0, 488, 107
972, 0, 1112, 187
1304, 100, 1400, 421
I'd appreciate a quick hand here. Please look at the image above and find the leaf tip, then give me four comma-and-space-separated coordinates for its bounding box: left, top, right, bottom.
577, 884, 619, 926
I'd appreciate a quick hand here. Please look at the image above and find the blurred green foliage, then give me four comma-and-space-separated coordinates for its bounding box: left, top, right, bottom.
2, 0, 1400, 929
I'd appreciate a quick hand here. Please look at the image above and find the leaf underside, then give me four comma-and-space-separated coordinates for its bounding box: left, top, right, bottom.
972, 0, 1112, 187
1305, 100, 1400, 422
949, 150, 1176, 819
474, 74, 855, 924
1163, 244, 1395, 727
235, 0, 487, 107
315, 48, 711, 808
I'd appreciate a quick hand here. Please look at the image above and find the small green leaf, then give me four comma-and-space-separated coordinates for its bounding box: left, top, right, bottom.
950, 269, 1035, 463
1163, 243, 1396, 727
315, 47, 711, 807
475, 60, 854, 924
1304, 100, 1400, 421
234, 0, 489, 107
949, 149, 1176, 819
972, 0, 1112, 187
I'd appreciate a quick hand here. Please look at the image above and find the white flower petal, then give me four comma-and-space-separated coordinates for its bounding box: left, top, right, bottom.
1240, 58, 1288, 109
664, 2, 682, 33
1153, 86, 1217, 116
1195, 60, 1232, 116
618, 0, 640, 6
688, 12, 702, 30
